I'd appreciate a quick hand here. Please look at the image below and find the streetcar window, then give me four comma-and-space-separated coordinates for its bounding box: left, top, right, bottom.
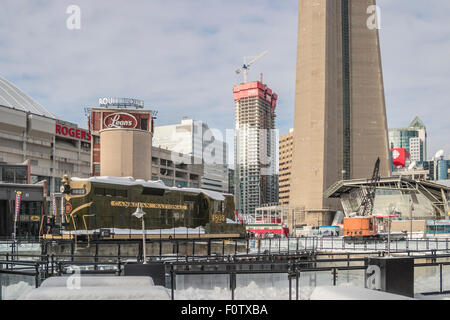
142, 187, 165, 196
70, 188, 86, 195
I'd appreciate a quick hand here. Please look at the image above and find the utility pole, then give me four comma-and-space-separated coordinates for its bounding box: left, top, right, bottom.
409, 197, 414, 240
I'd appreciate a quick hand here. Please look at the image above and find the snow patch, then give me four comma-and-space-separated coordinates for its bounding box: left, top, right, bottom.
310, 285, 415, 300
2, 281, 34, 300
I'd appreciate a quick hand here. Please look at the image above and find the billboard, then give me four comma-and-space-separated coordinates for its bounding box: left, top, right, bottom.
391, 148, 410, 168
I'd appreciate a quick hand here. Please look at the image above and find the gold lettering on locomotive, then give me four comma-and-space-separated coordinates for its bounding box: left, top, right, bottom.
110, 201, 187, 210
211, 213, 226, 224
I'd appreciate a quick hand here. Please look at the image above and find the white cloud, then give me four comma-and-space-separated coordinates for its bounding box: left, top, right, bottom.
0, 0, 448, 159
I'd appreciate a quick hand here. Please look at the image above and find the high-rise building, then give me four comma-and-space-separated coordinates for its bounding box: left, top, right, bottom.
153, 118, 229, 193
279, 129, 294, 206
233, 81, 278, 216
290, 0, 391, 220
389, 116, 427, 162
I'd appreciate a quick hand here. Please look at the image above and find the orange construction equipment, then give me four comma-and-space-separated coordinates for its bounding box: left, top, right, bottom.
343, 217, 378, 239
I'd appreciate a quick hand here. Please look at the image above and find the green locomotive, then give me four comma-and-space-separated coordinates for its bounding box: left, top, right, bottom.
43, 175, 245, 240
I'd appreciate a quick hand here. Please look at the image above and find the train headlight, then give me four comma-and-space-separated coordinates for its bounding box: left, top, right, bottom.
61, 185, 71, 194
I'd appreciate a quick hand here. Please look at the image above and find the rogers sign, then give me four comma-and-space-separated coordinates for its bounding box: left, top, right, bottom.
56, 124, 91, 142
103, 112, 138, 129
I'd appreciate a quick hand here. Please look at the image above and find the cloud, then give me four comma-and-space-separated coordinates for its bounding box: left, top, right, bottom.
0, 0, 448, 160
378, 0, 450, 157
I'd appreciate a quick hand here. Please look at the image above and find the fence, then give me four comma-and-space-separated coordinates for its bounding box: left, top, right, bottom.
166, 254, 450, 300
3, 251, 450, 299
2, 236, 450, 300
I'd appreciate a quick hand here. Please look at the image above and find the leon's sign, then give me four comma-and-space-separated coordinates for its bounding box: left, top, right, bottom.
103, 112, 138, 129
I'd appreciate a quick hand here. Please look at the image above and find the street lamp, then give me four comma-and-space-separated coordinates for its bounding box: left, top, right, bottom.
132, 205, 147, 264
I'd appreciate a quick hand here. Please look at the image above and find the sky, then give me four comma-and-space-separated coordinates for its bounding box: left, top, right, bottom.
0, 0, 449, 160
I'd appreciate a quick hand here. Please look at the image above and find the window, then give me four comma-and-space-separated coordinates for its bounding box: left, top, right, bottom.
116, 189, 127, 198
141, 118, 148, 131
142, 187, 165, 196
94, 188, 105, 196
105, 189, 116, 197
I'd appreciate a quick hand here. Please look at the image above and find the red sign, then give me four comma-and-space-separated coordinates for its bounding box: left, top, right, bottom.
65, 203, 73, 214
391, 148, 410, 168
103, 112, 138, 129
56, 123, 91, 142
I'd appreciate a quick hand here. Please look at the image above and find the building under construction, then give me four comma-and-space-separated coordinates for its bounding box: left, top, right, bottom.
233, 81, 278, 217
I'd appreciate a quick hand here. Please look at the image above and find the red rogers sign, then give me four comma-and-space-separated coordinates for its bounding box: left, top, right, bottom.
56, 124, 91, 142
103, 112, 138, 129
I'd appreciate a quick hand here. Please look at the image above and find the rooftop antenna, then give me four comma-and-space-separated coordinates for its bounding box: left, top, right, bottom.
235, 50, 268, 83
434, 149, 445, 160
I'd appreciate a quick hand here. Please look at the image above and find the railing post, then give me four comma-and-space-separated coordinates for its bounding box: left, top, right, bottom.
169, 265, 175, 300
440, 263, 443, 294
230, 272, 236, 300
70, 240, 74, 262
332, 268, 337, 286
94, 243, 99, 271
296, 269, 299, 300
34, 263, 40, 288
289, 274, 292, 300
51, 254, 54, 275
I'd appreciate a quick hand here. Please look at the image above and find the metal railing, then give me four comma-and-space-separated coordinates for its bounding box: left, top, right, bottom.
2, 250, 450, 300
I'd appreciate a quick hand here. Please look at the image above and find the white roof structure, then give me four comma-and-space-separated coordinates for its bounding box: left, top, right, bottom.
0, 76, 57, 119
70, 176, 226, 201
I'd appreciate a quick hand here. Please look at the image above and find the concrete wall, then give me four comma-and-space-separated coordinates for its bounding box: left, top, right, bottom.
391, 220, 427, 233
100, 128, 152, 180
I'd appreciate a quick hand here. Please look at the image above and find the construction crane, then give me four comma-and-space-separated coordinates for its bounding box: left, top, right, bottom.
235, 50, 268, 83
359, 157, 381, 216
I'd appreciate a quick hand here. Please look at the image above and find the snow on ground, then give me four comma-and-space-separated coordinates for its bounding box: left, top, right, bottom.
61, 226, 206, 235
40, 276, 154, 288
0, 242, 41, 253
16, 276, 170, 300
20, 286, 171, 300
2, 281, 34, 300
2, 277, 450, 300
310, 285, 414, 300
